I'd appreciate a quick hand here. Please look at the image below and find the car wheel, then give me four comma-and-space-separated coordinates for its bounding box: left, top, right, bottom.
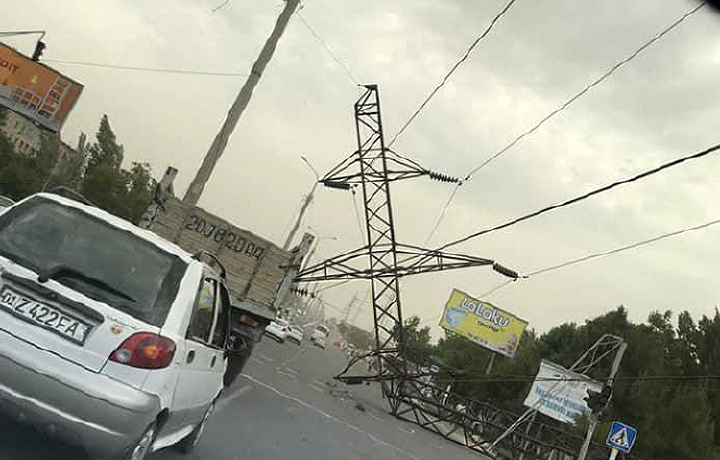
122, 422, 156, 460
175, 401, 215, 454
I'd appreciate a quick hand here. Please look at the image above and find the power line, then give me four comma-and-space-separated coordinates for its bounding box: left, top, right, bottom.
43, 59, 248, 77
423, 373, 720, 385
465, 205, 720, 300
463, 2, 706, 181
350, 187, 366, 244
387, 0, 520, 147
296, 12, 360, 86
436, 141, 720, 252
211, 0, 231, 12
423, 184, 460, 245
316, 279, 354, 293
479, 279, 515, 297
422, 3, 707, 244
527, 217, 720, 277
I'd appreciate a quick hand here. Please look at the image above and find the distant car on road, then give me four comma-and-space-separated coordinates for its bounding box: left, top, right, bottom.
265, 319, 290, 342
0, 195, 14, 211
311, 325, 329, 349
0, 193, 233, 459
287, 325, 303, 345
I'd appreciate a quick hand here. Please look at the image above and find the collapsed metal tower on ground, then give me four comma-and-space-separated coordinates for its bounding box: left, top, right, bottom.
295, 86, 640, 460
295, 84, 516, 415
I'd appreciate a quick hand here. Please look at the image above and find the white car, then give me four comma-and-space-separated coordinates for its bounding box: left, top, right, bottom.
0, 193, 232, 459
265, 319, 289, 342
311, 325, 329, 349
287, 325, 303, 345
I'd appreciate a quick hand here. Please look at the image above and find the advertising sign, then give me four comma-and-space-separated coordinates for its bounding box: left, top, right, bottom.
439, 289, 528, 358
523, 360, 603, 424
0, 43, 83, 132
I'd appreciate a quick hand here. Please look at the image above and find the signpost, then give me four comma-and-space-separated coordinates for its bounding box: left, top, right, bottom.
606, 421, 637, 459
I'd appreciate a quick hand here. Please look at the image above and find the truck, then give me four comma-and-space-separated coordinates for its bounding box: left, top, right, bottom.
139, 167, 313, 386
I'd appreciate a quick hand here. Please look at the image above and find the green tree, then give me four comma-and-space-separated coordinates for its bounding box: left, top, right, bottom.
337, 321, 374, 350
0, 109, 61, 200
395, 316, 434, 366
81, 115, 156, 223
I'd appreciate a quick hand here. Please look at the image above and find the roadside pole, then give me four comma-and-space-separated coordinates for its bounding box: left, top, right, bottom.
577, 342, 628, 460
283, 181, 317, 250
609, 448, 619, 460
485, 354, 495, 374
183, 0, 301, 205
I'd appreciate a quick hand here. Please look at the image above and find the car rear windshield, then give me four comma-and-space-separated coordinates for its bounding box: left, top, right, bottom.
0, 197, 187, 326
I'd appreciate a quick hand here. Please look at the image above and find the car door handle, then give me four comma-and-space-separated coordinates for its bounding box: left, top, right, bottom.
210, 355, 217, 368
187, 350, 196, 364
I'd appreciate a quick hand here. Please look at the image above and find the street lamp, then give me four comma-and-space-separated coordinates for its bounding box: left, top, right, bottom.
283, 155, 321, 250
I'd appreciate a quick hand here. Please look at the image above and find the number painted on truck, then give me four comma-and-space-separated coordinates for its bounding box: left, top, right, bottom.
183, 214, 266, 259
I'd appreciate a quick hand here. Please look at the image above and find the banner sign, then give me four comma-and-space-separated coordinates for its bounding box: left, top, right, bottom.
439, 289, 528, 358
523, 360, 603, 424
0, 43, 83, 132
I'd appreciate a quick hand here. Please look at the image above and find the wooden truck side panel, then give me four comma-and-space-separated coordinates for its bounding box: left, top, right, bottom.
150, 196, 288, 307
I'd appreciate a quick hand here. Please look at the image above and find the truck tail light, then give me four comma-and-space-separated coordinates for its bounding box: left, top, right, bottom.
110, 333, 176, 369
239, 314, 259, 327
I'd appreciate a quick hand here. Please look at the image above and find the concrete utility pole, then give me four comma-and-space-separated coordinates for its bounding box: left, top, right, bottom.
183, 0, 301, 206
283, 156, 321, 250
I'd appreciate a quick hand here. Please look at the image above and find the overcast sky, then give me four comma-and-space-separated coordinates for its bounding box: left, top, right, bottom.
5, 0, 720, 340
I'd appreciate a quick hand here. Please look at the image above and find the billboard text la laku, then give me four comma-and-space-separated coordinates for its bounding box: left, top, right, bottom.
439, 289, 527, 358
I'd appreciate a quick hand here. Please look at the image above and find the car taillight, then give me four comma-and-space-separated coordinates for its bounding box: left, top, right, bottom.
110, 333, 176, 369
240, 314, 259, 327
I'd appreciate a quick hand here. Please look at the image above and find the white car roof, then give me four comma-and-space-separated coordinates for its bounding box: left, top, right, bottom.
19, 193, 195, 264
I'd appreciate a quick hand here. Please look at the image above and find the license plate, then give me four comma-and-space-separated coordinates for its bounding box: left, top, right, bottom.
0, 287, 92, 344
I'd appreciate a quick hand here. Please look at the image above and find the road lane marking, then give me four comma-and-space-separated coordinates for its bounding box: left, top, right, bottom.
398, 426, 415, 435
308, 383, 326, 393
277, 368, 299, 381
369, 412, 383, 422
284, 367, 299, 374
249, 356, 263, 364
256, 353, 274, 362
242, 374, 427, 460
216, 385, 253, 413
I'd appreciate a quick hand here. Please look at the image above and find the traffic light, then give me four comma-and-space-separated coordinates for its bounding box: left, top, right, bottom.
584, 385, 612, 415
31, 41, 46, 61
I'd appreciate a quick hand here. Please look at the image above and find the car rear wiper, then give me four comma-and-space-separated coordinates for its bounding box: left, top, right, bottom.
38, 265, 137, 303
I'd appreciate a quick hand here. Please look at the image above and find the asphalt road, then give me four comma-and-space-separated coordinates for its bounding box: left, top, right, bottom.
1, 336, 489, 460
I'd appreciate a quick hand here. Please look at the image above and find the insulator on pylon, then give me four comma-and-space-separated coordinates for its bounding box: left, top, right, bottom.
323, 181, 352, 190
428, 170, 461, 184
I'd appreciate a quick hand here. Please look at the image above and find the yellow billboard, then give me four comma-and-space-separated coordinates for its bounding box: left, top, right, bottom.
439, 289, 528, 358
0, 43, 83, 132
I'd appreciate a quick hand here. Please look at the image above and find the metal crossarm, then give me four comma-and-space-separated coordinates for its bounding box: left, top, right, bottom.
294, 244, 495, 281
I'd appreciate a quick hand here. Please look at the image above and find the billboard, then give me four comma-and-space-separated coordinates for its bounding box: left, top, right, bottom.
0, 43, 83, 132
523, 360, 603, 424
439, 289, 527, 358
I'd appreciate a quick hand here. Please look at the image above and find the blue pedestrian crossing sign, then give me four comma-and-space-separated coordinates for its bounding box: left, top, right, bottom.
606, 421, 638, 454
